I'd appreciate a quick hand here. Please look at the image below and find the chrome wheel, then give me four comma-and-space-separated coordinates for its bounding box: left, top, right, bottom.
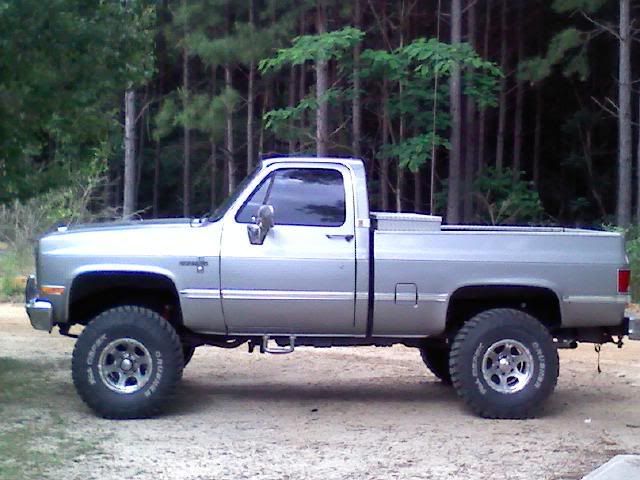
98, 338, 153, 394
481, 339, 534, 394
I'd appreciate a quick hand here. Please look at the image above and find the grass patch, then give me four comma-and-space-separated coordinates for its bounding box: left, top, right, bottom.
0, 248, 33, 302
0, 357, 99, 479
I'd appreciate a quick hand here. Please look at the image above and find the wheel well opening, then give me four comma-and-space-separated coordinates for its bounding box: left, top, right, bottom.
446, 285, 561, 335
68, 272, 181, 327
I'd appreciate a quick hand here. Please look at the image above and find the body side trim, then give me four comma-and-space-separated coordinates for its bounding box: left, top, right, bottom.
563, 295, 630, 304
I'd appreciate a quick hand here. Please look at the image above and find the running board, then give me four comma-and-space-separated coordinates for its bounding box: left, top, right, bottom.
261, 335, 296, 354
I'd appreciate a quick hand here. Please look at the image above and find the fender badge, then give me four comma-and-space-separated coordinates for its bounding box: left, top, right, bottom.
179, 257, 208, 273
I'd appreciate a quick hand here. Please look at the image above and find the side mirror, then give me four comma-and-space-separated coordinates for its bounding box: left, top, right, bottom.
247, 204, 275, 245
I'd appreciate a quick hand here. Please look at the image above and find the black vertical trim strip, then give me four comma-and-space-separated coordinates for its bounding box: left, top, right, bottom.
366, 218, 377, 337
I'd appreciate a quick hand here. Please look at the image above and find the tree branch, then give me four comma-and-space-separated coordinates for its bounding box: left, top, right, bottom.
581, 11, 619, 39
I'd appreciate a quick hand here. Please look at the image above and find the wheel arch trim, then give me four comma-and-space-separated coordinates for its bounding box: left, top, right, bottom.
66, 264, 180, 321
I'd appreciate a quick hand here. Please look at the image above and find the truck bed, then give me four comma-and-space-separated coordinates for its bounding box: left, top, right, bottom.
370, 214, 627, 337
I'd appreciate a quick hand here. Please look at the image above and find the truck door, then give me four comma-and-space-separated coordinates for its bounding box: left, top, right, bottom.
220, 164, 356, 335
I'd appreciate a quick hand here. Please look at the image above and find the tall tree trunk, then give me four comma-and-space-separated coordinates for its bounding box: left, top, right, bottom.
463, 0, 477, 222
298, 14, 307, 150
315, 0, 329, 157
447, 0, 462, 223
477, 0, 491, 174
181, 0, 191, 218
533, 87, 542, 188
152, 0, 168, 218
512, 0, 524, 181
352, 0, 362, 158
123, 89, 136, 219
495, 0, 507, 171
288, 66, 297, 154
182, 49, 191, 217
246, 0, 255, 173
414, 170, 422, 213
258, 86, 268, 158
380, 77, 390, 211
122, 0, 136, 219
135, 95, 146, 205
617, 0, 632, 227
395, 0, 407, 213
429, 0, 443, 215
395, 170, 404, 212
225, 64, 236, 192
211, 66, 218, 212
637, 94, 640, 222
153, 132, 161, 217
246, 65, 255, 173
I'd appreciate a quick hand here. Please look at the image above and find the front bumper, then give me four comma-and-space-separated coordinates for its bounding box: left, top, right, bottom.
25, 275, 54, 332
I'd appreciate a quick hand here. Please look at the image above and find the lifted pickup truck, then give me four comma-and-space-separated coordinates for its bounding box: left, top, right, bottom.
26, 157, 639, 419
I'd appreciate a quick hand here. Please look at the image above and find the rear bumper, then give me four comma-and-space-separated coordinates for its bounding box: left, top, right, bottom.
627, 316, 640, 341
25, 275, 54, 332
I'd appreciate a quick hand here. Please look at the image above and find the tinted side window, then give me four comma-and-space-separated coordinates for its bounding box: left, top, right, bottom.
236, 168, 346, 227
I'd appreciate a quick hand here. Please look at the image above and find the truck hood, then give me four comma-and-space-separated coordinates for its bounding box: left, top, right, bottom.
39, 218, 222, 258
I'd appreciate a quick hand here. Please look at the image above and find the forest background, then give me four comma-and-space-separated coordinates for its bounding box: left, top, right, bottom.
2, 0, 640, 298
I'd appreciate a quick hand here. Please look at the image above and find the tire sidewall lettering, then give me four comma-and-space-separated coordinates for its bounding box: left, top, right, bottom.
87, 333, 107, 366
471, 342, 487, 395
145, 351, 164, 398
532, 341, 545, 390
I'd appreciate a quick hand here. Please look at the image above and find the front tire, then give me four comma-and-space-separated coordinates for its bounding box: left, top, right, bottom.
72, 306, 184, 419
449, 308, 559, 419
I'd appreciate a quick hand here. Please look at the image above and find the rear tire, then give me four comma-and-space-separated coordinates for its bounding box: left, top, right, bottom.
72, 306, 184, 419
419, 344, 452, 385
182, 345, 196, 367
449, 308, 559, 419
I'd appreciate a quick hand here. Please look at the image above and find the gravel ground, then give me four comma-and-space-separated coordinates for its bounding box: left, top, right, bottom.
1, 303, 640, 479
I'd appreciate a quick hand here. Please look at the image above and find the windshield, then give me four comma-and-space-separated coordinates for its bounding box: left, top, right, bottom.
207, 165, 262, 222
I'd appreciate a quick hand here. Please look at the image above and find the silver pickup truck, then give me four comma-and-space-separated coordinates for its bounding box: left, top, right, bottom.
25, 157, 638, 419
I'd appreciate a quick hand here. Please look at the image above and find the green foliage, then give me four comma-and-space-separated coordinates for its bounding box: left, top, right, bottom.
625, 231, 640, 302
154, 87, 237, 143
519, 28, 587, 83
259, 27, 365, 72
609, 226, 640, 301
0, 159, 108, 251
0, 249, 32, 301
0, 0, 155, 204
364, 38, 500, 171
377, 134, 450, 172
261, 27, 501, 176
552, 0, 609, 13
474, 168, 544, 225
263, 87, 346, 132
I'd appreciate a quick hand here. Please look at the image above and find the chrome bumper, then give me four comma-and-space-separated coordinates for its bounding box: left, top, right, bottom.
25, 275, 54, 332
26, 299, 54, 332
628, 316, 640, 341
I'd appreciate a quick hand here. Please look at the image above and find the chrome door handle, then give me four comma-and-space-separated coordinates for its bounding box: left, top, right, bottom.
326, 234, 354, 242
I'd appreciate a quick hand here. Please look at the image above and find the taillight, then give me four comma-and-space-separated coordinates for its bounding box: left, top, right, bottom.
618, 269, 631, 294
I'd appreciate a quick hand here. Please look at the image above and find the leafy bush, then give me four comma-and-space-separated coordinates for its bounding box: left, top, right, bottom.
0, 162, 112, 301
620, 226, 640, 302
0, 249, 33, 301
474, 168, 544, 225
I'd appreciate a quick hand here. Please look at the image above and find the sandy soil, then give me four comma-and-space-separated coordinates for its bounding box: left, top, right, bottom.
1, 303, 640, 480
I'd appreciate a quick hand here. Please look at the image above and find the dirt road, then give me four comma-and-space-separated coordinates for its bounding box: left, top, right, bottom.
1, 303, 639, 480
